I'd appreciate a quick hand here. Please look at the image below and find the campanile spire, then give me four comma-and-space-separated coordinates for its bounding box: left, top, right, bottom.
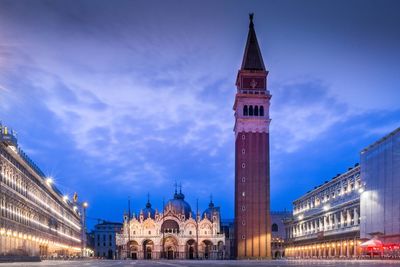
241, 13, 265, 71
233, 13, 271, 259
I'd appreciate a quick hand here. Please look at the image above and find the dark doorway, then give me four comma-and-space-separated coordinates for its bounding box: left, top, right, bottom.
131, 252, 137, 259
145, 247, 152, 259
189, 246, 194, 259
167, 247, 174, 259
107, 249, 113, 259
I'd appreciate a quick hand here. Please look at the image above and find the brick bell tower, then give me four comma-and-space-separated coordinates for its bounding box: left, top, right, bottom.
233, 13, 271, 259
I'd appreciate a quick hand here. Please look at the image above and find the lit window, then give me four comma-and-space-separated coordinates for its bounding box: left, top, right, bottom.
242, 192, 245, 197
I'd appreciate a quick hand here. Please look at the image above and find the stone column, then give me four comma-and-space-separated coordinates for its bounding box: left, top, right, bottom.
354, 208, 359, 226
340, 240, 343, 257
353, 238, 357, 258
334, 213, 338, 229
340, 210, 344, 228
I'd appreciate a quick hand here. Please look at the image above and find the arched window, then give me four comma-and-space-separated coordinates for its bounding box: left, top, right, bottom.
243, 105, 248, 116
249, 106, 254, 116
272, 223, 279, 232
260, 106, 264, 116
254, 106, 259, 116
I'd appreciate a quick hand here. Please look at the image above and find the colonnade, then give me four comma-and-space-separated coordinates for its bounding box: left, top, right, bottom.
0, 228, 81, 257
285, 238, 361, 258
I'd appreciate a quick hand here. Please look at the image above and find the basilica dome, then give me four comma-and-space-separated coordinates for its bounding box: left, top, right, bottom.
141, 199, 156, 219
165, 189, 192, 219
202, 199, 220, 221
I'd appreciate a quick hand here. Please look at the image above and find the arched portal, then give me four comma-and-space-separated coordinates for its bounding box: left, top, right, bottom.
143, 240, 154, 260
163, 236, 179, 260
186, 239, 196, 259
127, 240, 139, 259
202, 240, 213, 259
275, 251, 281, 258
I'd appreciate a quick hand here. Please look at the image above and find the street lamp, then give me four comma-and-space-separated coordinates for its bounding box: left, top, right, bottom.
46, 177, 53, 186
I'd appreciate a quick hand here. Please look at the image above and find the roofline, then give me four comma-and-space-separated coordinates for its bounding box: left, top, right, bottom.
361, 127, 400, 153
292, 164, 360, 204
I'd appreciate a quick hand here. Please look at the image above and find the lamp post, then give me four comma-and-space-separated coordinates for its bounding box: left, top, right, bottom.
73, 196, 89, 257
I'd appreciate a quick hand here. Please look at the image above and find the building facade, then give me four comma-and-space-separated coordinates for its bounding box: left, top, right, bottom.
285, 165, 362, 258
360, 128, 400, 244
93, 221, 122, 259
271, 211, 291, 259
0, 123, 83, 258
285, 127, 400, 258
234, 13, 272, 259
116, 189, 225, 260
221, 219, 235, 259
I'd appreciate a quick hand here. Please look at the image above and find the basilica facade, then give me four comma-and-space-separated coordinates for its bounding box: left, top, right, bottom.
116, 189, 225, 260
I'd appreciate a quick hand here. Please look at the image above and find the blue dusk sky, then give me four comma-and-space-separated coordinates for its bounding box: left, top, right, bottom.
0, 0, 399, 229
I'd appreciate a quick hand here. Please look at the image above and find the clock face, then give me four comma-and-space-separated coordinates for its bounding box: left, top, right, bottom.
242, 77, 265, 89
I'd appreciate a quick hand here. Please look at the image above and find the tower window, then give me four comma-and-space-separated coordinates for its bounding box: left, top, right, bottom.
254, 106, 259, 116
242, 221, 246, 226
243, 105, 248, 116
242, 192, 246, 197
241, 149, 245, 155
242, 134, 245, 140
249, 106, 254, 116
242, 206, 246, 211
242, 235, 246, 240
241, 163, 246, 169
260, 106, 264, 116
272, 223, 279, 232
242, 177, 246, 183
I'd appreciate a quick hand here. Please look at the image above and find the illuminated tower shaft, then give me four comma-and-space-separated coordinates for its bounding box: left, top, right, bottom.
233, 14, 271, 259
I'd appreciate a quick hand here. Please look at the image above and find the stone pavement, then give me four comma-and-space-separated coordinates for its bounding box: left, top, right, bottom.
1, 259, 400, 267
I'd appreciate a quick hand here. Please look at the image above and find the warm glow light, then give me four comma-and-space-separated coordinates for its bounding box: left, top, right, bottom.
0, 206, 80, 242
28, 192, 81, 230
46, 177, 53, 185
83, 202, 88, 208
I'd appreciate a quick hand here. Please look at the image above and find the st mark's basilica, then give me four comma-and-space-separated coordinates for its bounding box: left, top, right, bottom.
116, 187, 225, 260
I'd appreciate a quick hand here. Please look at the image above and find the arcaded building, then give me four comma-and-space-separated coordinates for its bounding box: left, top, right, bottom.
116, 189, 225, 260
0, 124, 83, 257
285, 127, 400, 258
234, 14, 272, 259
285, 165, 362, 258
